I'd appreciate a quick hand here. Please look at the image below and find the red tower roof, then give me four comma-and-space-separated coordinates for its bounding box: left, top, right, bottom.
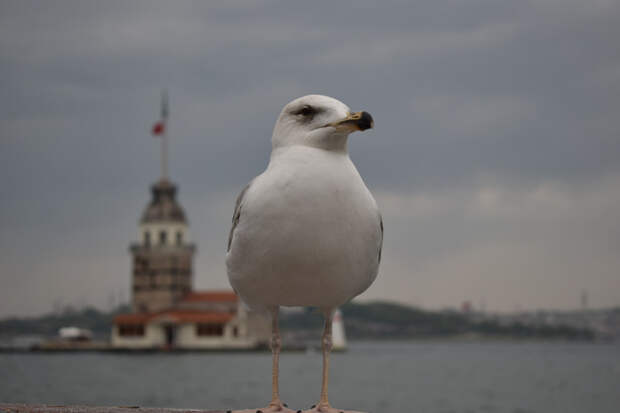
114, 310, 233, 325
182, 290, 238, 303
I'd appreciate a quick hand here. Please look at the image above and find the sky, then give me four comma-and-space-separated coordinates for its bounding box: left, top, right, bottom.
1, 0, 619, 317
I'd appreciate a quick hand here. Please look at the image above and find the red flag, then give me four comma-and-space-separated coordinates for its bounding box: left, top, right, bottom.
152, 121, 165, 136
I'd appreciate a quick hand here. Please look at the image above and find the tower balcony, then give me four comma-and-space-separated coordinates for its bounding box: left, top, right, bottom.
129, 243, 196, 254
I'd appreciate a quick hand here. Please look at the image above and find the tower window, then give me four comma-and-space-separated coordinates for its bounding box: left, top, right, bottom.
176, 231, 183, 245
144, 231, 151, 246
159, 231, 167, 245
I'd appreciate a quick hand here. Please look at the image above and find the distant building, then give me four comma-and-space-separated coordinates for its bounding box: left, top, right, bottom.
112, 289, 269, 350
111, 97, 270, 350
111, 178, 270, 350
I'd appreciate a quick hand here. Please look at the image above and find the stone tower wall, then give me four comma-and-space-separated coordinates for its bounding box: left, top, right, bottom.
130, 245, 195, 313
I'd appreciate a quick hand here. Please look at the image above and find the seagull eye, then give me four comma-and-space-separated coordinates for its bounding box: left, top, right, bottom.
295, 105, 317, 118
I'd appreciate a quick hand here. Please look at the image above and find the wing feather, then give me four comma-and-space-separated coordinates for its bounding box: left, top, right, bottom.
378, 212, 384, 264
227, 182, 252, 252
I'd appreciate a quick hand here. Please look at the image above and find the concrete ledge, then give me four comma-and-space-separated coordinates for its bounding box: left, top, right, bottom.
0, 404, 366, 413
0, 405, 223, 413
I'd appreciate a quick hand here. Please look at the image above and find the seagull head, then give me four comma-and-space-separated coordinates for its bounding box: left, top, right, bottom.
272, 95, 374, 151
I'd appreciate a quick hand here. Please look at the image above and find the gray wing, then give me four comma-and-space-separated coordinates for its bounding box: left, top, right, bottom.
227, 181, 252, 252
378, 212, 384, 264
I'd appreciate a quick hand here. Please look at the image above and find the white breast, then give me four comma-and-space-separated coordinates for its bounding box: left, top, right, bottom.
226, 146, 381, 311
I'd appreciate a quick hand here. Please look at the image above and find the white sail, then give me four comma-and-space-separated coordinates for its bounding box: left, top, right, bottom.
332, 308, 347, 351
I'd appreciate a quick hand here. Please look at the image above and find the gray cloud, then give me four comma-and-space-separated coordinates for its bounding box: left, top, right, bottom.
1, 0, 619, 316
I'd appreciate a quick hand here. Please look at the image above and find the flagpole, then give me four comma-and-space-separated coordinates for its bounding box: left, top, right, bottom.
161, 90, 169, 181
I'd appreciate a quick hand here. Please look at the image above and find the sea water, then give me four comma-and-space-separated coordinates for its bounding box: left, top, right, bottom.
1, 341, 619, 413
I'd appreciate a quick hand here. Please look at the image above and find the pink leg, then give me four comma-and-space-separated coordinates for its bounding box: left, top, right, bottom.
315, 309, 337, 412
269, 306, 284, 409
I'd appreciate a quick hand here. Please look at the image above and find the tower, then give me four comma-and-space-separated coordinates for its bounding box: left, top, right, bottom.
129, 91, 196, 313
130, 179, 195, 313
112, 92, 271, 350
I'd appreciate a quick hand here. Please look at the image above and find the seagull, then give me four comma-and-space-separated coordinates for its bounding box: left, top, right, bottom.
226, 95, 382, 413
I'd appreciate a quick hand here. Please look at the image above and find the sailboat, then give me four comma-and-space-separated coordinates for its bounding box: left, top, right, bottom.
332, 309, 347, 351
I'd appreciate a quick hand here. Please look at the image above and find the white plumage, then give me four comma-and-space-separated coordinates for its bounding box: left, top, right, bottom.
226, 95, 381, 413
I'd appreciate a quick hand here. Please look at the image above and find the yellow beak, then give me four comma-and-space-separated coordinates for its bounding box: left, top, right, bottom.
328, 111, 374, 132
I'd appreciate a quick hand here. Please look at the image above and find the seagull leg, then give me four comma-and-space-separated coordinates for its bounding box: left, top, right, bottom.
233, 307, 294, 413
306, 309, 346, 413
269, 306, 284, 409
257, 306, 294, 413
318, 309, 333, 411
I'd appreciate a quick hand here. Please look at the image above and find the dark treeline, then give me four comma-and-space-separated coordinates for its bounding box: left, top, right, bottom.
280, 301, 595, 340
0, 305, 130, 339
0, 301, 595, 341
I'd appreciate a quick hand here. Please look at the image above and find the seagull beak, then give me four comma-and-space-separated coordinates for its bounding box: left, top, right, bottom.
328, 111, 374, 132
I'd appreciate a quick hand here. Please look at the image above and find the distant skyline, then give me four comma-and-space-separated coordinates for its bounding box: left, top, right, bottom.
1, 1, 619, 317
